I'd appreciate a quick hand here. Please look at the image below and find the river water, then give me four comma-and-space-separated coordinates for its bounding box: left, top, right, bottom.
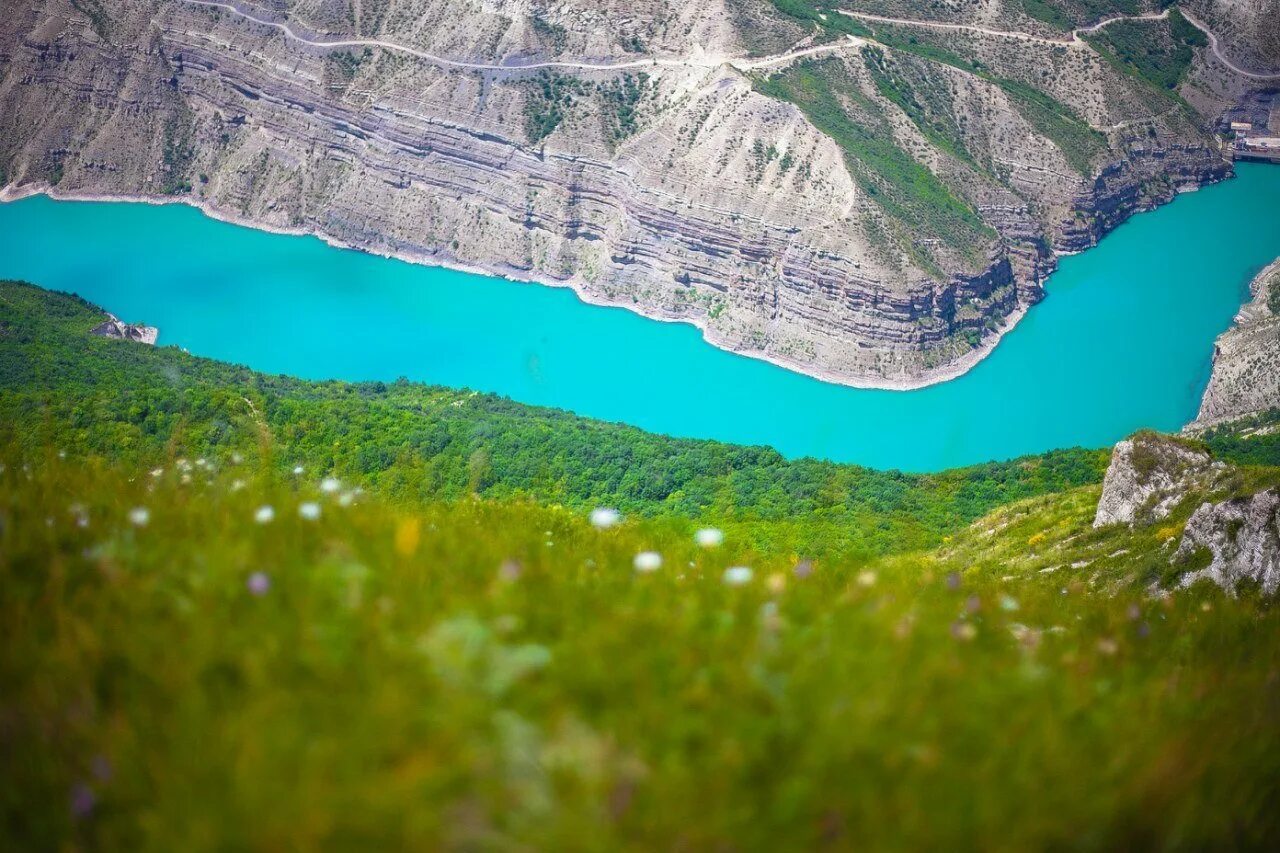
2, 163, 1277, 471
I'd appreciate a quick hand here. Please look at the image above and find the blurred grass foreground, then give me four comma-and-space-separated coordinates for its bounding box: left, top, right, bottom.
2, 281, 1279, 849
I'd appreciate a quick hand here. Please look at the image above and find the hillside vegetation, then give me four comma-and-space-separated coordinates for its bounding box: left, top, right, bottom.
3, 281, 1280, 848
0, 281, 1105, 560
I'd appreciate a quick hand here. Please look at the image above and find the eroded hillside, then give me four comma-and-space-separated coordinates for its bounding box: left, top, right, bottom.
0, 0, 1272, 385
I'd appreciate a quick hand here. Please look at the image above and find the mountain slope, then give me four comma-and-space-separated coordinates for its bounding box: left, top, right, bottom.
0, 1, 1264, 385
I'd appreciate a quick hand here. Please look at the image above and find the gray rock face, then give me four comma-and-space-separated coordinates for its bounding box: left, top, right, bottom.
1175, 489, 1280, 594
90, 314, 158, 345
1093, 433, 1227, 528
1188, 258, 1280, 431
0, 0, 1246, 386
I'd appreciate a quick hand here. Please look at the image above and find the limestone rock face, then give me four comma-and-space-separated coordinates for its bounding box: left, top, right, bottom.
1093, 433, 1227, 528
1175, 489, 1280, 594
1188, 258, 1280, 431
0, 0, 1251, 386
90, 314, 159, 345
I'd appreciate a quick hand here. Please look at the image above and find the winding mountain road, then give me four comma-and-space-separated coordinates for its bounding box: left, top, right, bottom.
839, 9, 1173, 46
179, 0, 865, 73
840, 7, 1279, 79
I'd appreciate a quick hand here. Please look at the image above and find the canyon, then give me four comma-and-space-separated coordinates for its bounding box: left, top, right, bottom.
0, 0, 1275, 387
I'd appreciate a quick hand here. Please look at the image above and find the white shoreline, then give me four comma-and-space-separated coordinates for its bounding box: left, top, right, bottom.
1, 181, 1027, 392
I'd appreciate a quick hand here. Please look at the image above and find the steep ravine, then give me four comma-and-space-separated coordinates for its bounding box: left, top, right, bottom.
0, 0, 1247, 387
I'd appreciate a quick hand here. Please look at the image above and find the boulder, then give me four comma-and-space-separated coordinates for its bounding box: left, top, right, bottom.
1174, 490, 1280, 595
1093, 432, 1226, 528
90, 314, 158, 345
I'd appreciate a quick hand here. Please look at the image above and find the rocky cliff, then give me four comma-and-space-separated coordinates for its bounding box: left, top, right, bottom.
1094, 431, 1228, 527
90, 313, 159, 345
0, 1, 1259, 386
1188, 257, 1280, 430
1175, 489, 1280, 594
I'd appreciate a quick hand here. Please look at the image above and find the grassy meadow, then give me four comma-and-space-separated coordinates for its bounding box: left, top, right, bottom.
2, 281, 1280, 849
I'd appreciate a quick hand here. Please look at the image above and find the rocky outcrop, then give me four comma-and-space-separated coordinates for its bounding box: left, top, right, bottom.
1174, 489, 1280, 594
90, 313, 158, 344
1094, 432, 1228, 527
1187, 258, 1280, 431
0, 1, 1245, 387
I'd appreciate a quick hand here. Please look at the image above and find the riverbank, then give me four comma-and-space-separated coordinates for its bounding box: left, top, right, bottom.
0, 181, 1030, 392
3, 166, 1276, 471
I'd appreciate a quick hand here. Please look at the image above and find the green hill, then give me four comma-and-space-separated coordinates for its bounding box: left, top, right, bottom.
3, 281, 1280, 849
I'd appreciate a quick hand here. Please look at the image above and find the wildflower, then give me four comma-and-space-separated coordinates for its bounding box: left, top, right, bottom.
247, 571, 271, 596
634, 551, 662, 573
499, 559, 522, 582
965, 595, 982, 614
856, 570, 877, 588
254, 505, 275, 524
298, 502, 321, 521
150, 468, 164, 478
231, 452, 244, 465
320, 476, 341, 494
945, 571, 962, 590
1126, 603, 1142, 621
767, 572, 787, 594
793, 559, 814, 579
338, 491, 356, 507
127, 507, 150, 527
951, 621, 977, 641
230, 478, 246, 492
69, 783, 95, 820
999, 594, 1020, 612
292, 465, 304, 475
694, 527, 724, 548
590, 507, 621, 529
723, 566, 753, 586
1097, 637, 1119, 656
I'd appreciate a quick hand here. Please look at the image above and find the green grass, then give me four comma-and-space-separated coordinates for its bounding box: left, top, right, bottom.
863, 47, 976, 166
755, 60, 993, 267
865, 28, 1106, 174
0, 281, 1108, 562
4, 438, 1280, 848
768, 1, 870, 39
4, 281, 1280, 847
1084, 11, 1205, 94
1019, 0, 1073, 31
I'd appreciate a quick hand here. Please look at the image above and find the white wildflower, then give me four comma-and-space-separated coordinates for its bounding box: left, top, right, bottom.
723, 566, 753, 586
320, 477, 341, 494
293, 465, 304, 476
127, 507, 150, 527
633, 551, 663, 573
590, 507, 621, 529
298, 502, 321, 521
694, 528, 724, 548
254, 505, 275, 524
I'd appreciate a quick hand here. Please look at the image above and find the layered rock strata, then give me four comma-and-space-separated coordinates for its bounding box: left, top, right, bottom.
0, 1, 1250, 386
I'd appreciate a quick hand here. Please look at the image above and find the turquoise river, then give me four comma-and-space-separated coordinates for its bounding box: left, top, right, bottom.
1, 163, 1278, 471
